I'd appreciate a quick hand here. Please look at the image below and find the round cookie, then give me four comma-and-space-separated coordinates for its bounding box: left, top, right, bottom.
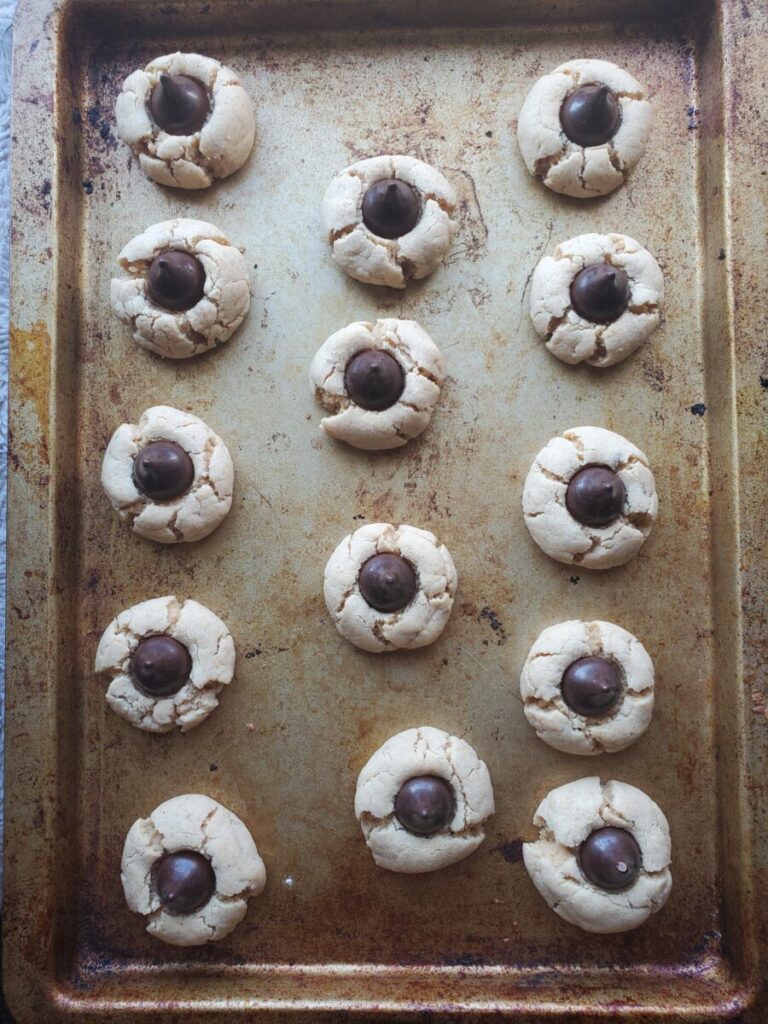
324, 523, 457, 653
101, 405, 234, 544
529, 233, 664, 367
110, 218, 251, 359
121, 794, 266, 946
322, 155, 457, 288
523, 777, 672, 933
96, 596, 236, 733
522, 426, 657, 570
115, 52, 255, 190
310, 319, 446, 450
517, 59, 651, 198
354, 726, 494, 873
520, 620, 654, 755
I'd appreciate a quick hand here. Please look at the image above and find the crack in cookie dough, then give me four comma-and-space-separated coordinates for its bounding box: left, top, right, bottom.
101, 405, 234, 544
96, 596, 236, 733
517, 59, 651, 199
523, 777, 672, 933
324, 523, 457, 653
310, 319, 446, 450
322, 155, 457, 288
520, 620, 655, 755
115, 52, 255, 190
354, 727, 494, 873
121, 794, 266, 946
529, 233, 664, 367
110, 218, 251, 359
522, 426, 658, 570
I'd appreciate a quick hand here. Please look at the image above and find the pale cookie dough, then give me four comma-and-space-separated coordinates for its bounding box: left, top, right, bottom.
110, 218, 251, 359
520, 620, 655, 755
96, 596, 236, 734
517, 59, 651, 198
310, 319, 446, 450
324, 523, 457, 653
529, 233, 664, 367
523, 777, 672, 933
355, 726, 495, 873
101, 405, 234, 544
115, 52, 255, 190
522, 426, 657, 570
121, 794, 266, 946
322, 155, 457, 288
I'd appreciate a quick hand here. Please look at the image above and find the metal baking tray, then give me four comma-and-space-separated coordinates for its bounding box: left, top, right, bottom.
5, 0, 768, 1019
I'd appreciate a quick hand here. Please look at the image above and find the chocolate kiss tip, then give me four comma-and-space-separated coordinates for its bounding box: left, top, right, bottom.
593, 83, 613, 109
158, 73, 182, 99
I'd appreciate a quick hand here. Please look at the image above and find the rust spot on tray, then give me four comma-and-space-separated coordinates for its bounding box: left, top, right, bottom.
494, 839, 524, 863
10, 321, 51, 432
479, 606, 507, 645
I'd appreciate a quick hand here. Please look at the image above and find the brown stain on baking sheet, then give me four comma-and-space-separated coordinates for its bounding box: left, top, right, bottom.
10, 321, 51, 431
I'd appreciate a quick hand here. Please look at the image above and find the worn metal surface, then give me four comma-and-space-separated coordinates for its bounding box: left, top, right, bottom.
4, 0, 767, 1019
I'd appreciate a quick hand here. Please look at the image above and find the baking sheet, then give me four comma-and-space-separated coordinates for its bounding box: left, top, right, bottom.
5, 0, 768, 1019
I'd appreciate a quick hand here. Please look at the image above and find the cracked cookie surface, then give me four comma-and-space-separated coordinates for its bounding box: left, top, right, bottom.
121, 794, 266, 946
522, 426, 658, 570
517, 59, 650, 199
101, 405, 234, 544
521, 620, 655, 755
355, 726, 494, 873
310, 318, 445, 450
523, 777, 672, 933
110, 218, 251, 359
96, 596, 236, 733
529, 233, 664, 367
115, 52, 255, 190
324, 523, 457, 653
322, 155, 457, 288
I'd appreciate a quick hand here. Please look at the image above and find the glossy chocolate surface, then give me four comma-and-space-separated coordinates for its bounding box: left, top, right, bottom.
155, 851, 216, 914
131, 634, 192, 697
560, 83, 621, 147
148, 73, 210, 135
132, 441, 195, 501
570, 263, 630, 324
579, 827, 642, 891
565, 465, 626, 527
358, 554, 417, 612
362, 179, 420, 239
146, 250, 206, 312
561, 656, 622, 716
344, 349, 405, 411
394, 775, 455, 835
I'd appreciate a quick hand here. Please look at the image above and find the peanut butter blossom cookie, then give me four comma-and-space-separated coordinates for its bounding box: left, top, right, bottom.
322, 155, 457, 288
101, 405, 234, 544
354, 727, 495, 873
529, 233, 664, 367
310, 318, 446, 450
517, 59, 651, 198
523, 777, 672, 933
121, 794, 266, 946
96, 596, 236, 733
520, 620, 655, 755
324, 523, 457, 653
110, 219, 251, 359
522, 426, 658, 569
115, 52, 255, 189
